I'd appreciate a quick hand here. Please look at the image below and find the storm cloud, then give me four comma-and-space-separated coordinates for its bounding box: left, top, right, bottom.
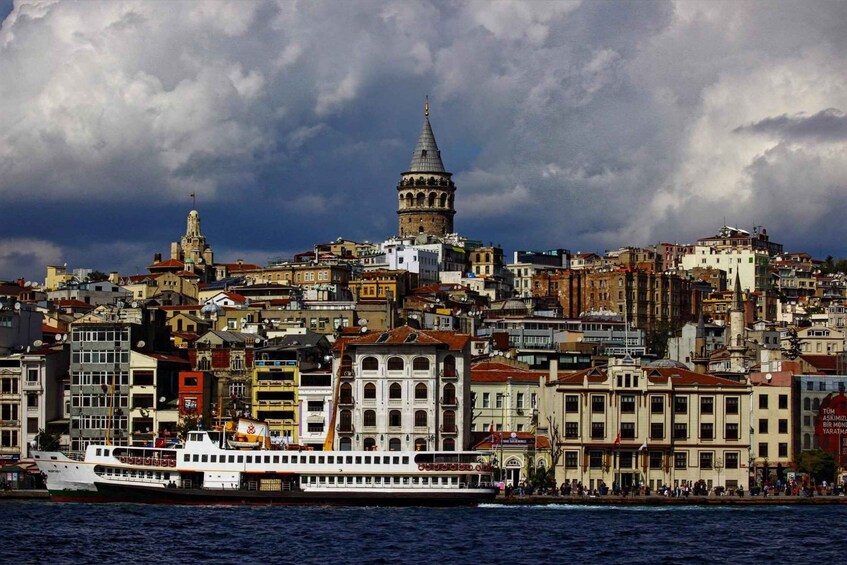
1, 0, 846, 280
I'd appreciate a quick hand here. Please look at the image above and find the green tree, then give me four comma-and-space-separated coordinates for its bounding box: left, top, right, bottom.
85, 270, 109, 282
796, 449, 837, 482
33, 428, 60, 451
781, 328, 803, 360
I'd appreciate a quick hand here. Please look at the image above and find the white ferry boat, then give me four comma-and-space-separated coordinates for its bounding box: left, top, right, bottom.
33, 422, 498, 506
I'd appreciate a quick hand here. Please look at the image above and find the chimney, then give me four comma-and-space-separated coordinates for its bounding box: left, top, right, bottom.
154, 253, 162, 263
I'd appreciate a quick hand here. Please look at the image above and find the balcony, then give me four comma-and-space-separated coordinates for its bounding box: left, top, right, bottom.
440, 368, 458, 380
336, 424, 354, 434
338, 397, 355, 407
440, 424, 457, 434
440, 397, 457, 407
340, 367, 355, 380
0, 419, 20, 428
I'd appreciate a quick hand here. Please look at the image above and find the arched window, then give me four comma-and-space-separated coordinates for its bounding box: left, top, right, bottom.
443, 410, 456, 432
415, 383, 427, 400
361, 356, 378, 371
416, 192, 425, 206
803, 433, 811, 449
389, 438, 401, 451
413, 357, 430, 371
340, 383, 352, 404
428, 192, 436, 207
414, 438, 426, 451
439, 193, 447, 207
804, 398, 811, 410
364, 383, 376, 399
339, 410, 352, 432
387, 357, 404, 371
389, 383, 402, 399
442, 355, 456, 378
341, 354, 353, 374
415, 410, 427, 427
340, 437, 352, 451
442, 383, 456, 405
198, 357, 210, 371
442, 438, 455, 451
364, 437, 376, 451
813, 398, 821, 410
363, 410, 376, 428
389, 410, 402, 427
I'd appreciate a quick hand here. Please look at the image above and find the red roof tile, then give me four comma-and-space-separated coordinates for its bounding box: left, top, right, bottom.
148, 259, 185, 270
341, 325, 469, 351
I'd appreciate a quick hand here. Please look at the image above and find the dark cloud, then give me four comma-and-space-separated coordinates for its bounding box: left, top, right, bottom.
734, 108, 847, 141
1, 0, 847, 282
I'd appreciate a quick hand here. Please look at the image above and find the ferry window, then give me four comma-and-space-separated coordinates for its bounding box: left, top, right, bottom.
422, 477, 428, 485
327, 456, 334, 464
403, 477, 409, 484
412, 477, 419, 484
246, 456, 252, 464
393, 457, 399, 465
365, 477, 372, 484
155, 472, 161, 480
273, 456, 279, 464
347, 477, 353, 484
96, 449, 101, 456
192, 455, 199, 462
238, 456, 244, 463
329, 477, 335, 484
364, 456, 371, 464
346, 456, 353, 464
355, 456, 361, 464
147, 471, 153, 479
383, 456, 390, 464
394, 477, 401, 484
451, 477, 458, 485
319, 477, 326, 484
374, 476, 381, 484
356, 476, 363, 484
229, 455, 235, 463
265, 456, 271, 464
318, 456, 325, 464
310, 456, 316, 464
402, 456, 409, 464
281, 456, 288, 463
164, 472, 170, 480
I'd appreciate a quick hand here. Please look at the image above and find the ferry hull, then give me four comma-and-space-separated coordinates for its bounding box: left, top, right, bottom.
94, 482, 498, 507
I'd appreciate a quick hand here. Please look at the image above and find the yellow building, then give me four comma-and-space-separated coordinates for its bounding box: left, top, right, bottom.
542, 357, 752, 493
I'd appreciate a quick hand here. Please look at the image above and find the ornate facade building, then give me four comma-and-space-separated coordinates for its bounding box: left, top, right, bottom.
170, 208, 214, 281
396, 100, 456, 238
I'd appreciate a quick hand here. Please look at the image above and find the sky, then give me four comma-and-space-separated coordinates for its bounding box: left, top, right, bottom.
1, 0, 846, 282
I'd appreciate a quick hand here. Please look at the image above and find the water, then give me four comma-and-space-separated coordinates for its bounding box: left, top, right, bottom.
4, 500, 845, 563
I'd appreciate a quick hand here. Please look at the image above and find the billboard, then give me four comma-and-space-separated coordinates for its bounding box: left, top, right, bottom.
814, 385, 847, 464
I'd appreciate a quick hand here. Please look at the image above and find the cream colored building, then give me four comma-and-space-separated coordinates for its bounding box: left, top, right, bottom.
749, 371, 793, 483
791, 325, 845, 355
542, 357, 752, 492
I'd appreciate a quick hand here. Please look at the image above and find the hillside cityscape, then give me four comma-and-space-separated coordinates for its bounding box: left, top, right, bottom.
2, 101, 846, 496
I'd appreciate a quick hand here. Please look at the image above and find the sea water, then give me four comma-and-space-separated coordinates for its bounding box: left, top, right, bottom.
4, 500, 844, 563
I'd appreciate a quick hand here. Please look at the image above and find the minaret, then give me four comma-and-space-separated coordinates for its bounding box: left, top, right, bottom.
692, 305, 709, 374
397, 97, 456, 238
728, 272, 748, 373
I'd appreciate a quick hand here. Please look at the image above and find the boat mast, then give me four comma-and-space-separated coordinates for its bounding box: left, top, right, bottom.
323, 340, 345, 450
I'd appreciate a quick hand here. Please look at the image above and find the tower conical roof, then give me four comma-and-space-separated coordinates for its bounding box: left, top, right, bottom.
732, 272, 744, 312
408, 100, 445, 173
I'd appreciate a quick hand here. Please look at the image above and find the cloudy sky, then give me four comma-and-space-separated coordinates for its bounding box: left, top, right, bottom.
1, 0, 846, 281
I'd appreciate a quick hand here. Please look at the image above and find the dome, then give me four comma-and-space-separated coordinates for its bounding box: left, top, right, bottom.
201, 302, 224, 315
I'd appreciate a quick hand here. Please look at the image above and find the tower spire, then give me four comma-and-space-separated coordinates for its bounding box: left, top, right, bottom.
425, 95, 429, 117
732, 272, 744, 312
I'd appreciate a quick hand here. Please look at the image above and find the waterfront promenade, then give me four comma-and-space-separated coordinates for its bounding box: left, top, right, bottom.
493, 492, 847, 505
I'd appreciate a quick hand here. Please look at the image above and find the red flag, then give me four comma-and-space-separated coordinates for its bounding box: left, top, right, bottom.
614, 433, 621, 446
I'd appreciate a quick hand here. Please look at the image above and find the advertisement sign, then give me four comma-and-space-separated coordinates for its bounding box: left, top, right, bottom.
813, 387, 847, 464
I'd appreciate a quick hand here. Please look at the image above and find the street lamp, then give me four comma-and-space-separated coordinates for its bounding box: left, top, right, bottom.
425, 433, 435, 451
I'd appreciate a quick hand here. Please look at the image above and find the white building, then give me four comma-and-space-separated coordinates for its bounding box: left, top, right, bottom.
332, 326, 471, 452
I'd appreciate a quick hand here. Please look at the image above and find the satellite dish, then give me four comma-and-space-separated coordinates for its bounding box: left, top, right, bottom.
55, 335, 62, 342
136, 340, 146, 348
159, 396, 166, 403
510, 432, 517, 439
33, 340, 43, 347
765, 373, 773, 381
25, 281, 33, 287
131, 301, 139, 308
13, 302, 21, 310
361, 326, 368, 333
357, 319, 367, 326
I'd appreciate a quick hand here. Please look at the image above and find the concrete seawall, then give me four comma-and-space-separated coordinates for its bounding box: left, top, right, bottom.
492, 494, 847, 506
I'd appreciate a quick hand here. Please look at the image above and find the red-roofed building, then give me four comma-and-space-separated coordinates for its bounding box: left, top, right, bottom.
543, 356, 752, 493
330, 325, 471, 452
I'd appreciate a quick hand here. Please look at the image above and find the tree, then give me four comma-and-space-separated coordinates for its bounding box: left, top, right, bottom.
781, 328, 803, 360
85, 270, 109, 283
33, 428, 60, 451
796, 449, 837, 482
